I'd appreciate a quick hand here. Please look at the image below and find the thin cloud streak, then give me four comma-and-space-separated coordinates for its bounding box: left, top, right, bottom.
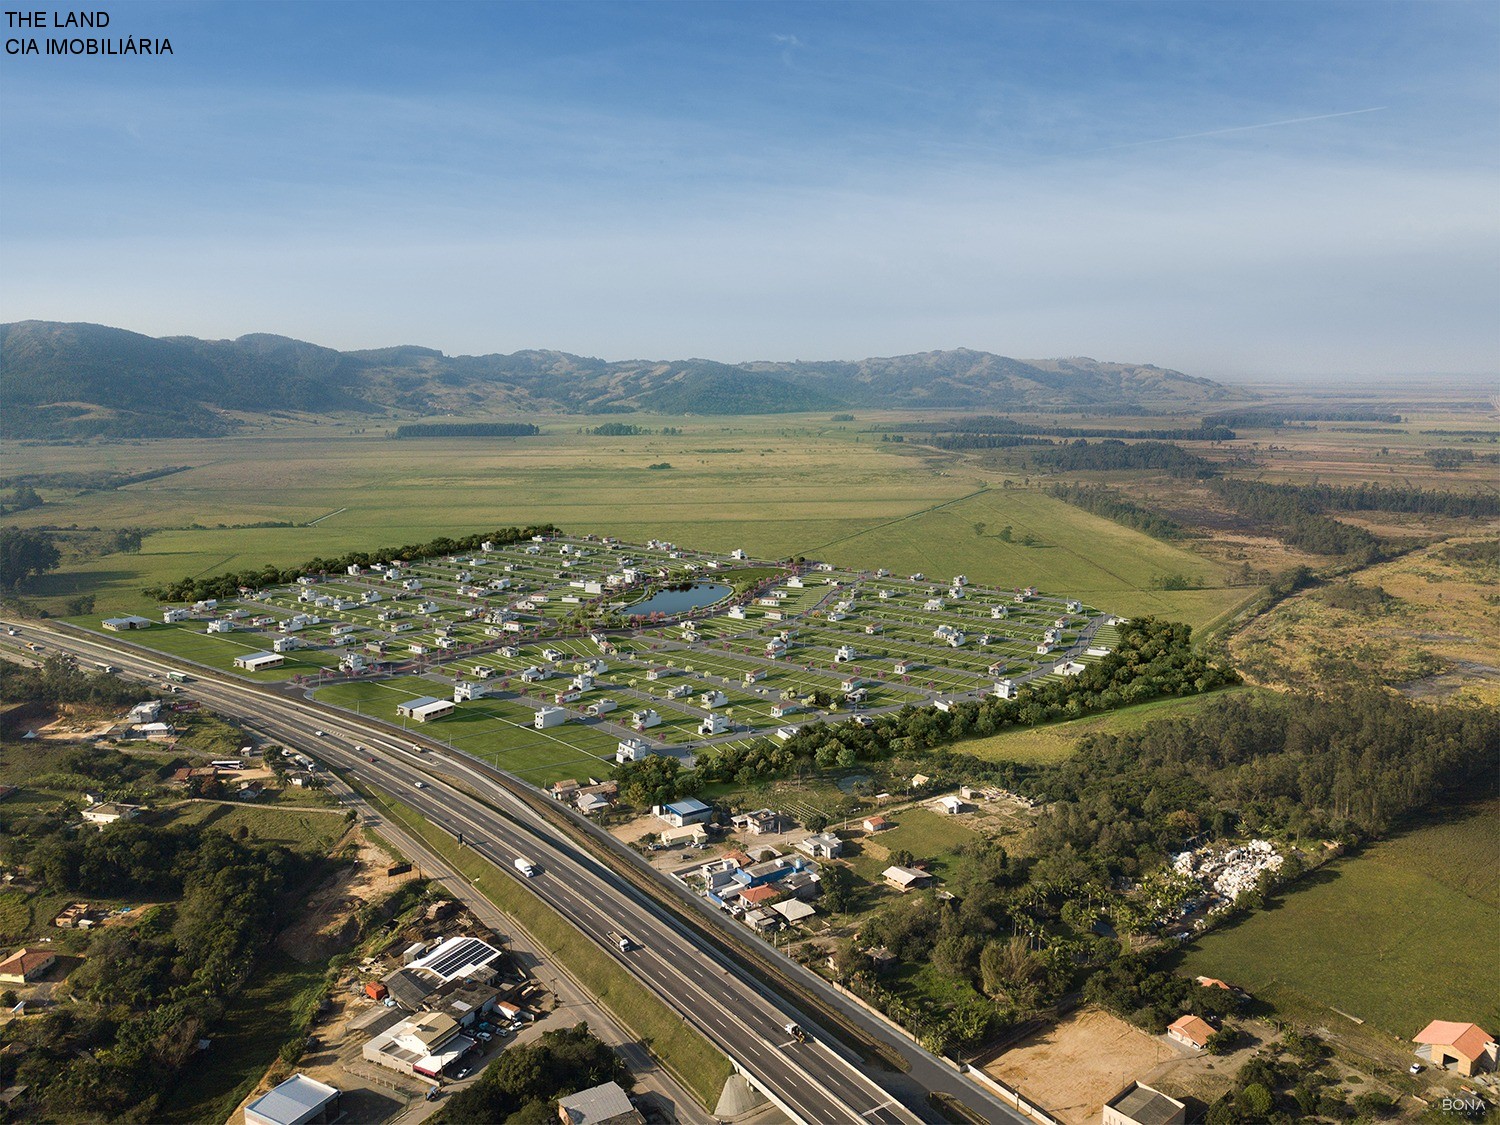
1092, 106, 1390, 152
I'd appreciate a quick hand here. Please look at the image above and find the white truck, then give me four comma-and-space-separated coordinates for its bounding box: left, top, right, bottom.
514, 857, 538, 877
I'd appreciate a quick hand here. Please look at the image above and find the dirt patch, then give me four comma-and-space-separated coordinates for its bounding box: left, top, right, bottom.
276, 830, 417, 963
985, 1007, 1181, 1124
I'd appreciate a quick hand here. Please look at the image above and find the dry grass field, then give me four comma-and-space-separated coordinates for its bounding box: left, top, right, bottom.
1231, 538, 1500, 702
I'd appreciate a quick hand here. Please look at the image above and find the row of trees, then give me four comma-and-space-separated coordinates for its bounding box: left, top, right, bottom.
1208, 480, 1384, 560
617, 618, 1237, 802
1047, 483, 1188, 540
1027, 439, 1219, 478
393, 422, 540, 438
144, 523, 561, 603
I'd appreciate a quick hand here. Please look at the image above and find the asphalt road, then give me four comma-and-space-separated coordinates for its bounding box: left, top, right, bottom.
5, 619, 1029, 1125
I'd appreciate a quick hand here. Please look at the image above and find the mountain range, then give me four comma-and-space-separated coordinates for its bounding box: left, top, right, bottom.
0, 320, 1231, 438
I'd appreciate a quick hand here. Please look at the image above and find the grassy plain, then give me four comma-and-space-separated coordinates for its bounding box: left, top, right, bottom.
956, 686, 1255, 765
164, 801, 350, 854
1179, 799, 1500, 1037
9, 416, 1247, 630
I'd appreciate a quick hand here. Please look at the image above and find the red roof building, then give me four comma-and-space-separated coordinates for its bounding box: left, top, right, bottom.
1167, 1015, 1216, 1051
1414, 1021, 1496, 1077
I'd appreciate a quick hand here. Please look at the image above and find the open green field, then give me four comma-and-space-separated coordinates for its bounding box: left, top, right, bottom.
359, 784, 734, 1109
70, 619, 339, 681
1179, 800, 1500, 1037
9, 419, 1245, 630
846, 806, 981, 882
957, 686, 1255, 765
314, 677, 615, 786
164, 801, 350, 854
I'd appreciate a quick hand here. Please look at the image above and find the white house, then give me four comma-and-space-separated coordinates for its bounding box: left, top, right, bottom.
233, 652, 283, 672
397, 697, 454, 723
743, 668, 765, 685
162, 607, 191, 624
453, 681, 490, 702
273, 635, 303, 653
796, 833, 843, 859
698, 713, 729, 736
554, 689, 582, 704
206, 619, 235, 634
700, 690, 727, 709
587, 698, 618, 716
992, 679, 1017, 700
533, 706, 568, 729
730, 548, 748, 560
631, 709, 662, 730
893, 659, 918, 675
786, 575, 804, 588
770, 701, 797, 719
727, 605, 747, 620
834, 645, 857, 663
616, 737, 654, 763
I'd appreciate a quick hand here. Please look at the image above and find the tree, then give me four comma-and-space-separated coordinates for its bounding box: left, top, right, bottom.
1239, 1083, 1274, 1119
0, 527, 61, 590
820, 864, 856, 914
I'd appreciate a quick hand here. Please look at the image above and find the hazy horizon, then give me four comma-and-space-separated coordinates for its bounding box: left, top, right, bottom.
3, 2, 1497, 378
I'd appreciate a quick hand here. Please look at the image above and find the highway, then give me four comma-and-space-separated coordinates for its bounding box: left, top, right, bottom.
5, 619, 1029, 1125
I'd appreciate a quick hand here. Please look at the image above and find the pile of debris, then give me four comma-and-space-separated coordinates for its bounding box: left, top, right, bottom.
1171, 839, 1283, 902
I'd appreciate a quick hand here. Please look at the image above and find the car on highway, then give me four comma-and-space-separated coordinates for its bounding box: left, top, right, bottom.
314, 730, 327, 738
414, 780, 427, 789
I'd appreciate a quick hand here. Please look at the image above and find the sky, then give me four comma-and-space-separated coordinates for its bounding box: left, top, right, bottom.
1, 0, 1497, 378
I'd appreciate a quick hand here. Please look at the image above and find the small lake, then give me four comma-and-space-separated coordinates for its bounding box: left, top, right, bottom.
625, 582, 733, 617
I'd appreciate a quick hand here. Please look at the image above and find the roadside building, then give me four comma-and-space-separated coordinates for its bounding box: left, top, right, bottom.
656, 798, 712, 827
233, 652, 284, 673
363, 1011, 474, 1078
795, 833, 843, 859
557, 1080, 644, 1125
396, 697, 455, 723
81, 801, 143, 827
1102, 1082, 1187, 1125
243, 1075, 342, 1125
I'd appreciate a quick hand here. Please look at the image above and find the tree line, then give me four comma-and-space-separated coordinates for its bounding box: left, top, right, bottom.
393, 422, 540, 438
144, 523, 560, 602
616, 618, 1237, 805
1046, 483, 1187, 540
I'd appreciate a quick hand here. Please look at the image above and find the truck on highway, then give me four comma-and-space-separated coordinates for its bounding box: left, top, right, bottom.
783, 1022, 809, 1043
514, 857, 538, 877
167, 671, 189, 683
608, 931, 634, 952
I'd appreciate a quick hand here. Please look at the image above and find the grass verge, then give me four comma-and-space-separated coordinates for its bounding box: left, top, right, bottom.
357, 784, 735, 1109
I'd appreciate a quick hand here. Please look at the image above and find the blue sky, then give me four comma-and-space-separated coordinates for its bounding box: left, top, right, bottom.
2, 0, 1496, 376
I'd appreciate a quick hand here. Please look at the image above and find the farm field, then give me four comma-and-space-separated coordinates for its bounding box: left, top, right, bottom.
957, 686, 1255, 765
11, 416, 1250, 631
1179, 799, 1500, 1037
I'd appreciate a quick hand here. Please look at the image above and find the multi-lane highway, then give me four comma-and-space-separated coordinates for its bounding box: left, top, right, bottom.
4, 618, 1028, 1125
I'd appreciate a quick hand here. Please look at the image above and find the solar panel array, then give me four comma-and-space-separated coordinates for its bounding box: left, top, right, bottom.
414, 936, 501, 980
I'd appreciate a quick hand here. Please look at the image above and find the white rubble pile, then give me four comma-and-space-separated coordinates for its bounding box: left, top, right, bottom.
1171, 839, 1283, 902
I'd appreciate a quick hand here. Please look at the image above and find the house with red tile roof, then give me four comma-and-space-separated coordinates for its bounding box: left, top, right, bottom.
1167, 1014, 1216, 1051
1414, 1020, 1497, 1077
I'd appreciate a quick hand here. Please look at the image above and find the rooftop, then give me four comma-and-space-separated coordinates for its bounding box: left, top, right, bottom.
243, 1074, 340, 1125
558, 1080, 640, 1125
1107, 1082, 1186, 1125
1415, 1020, 1494, 1061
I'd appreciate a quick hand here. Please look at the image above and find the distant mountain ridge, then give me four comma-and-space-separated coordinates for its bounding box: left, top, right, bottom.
0, 320, 1230, 438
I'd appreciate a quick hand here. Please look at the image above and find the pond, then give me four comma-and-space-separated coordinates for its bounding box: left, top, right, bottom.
625, 582, 733, 618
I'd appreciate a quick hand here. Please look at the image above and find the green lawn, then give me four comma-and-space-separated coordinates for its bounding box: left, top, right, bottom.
1179, 800, 1500, 1037
163, 801, 350, 855
313, 678, 614, 786
70, 619, 338, 680
847, 806, 981, 882
956, 687, 1255, 765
